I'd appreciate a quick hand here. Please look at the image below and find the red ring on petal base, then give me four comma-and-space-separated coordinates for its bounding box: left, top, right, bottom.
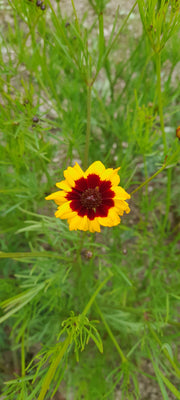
66, 174, 115, 220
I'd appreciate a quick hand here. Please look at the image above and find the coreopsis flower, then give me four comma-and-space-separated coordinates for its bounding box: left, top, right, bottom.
45, 161, 130, 233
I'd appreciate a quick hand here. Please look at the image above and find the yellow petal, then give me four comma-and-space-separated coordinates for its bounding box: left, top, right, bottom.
56, 180, 71, 191
45, 191, 65, 200
54, 198, 66, 206
101, 167, 120, 185
89, 219, 101, 233
63, 169, 75, 187
73, 162, 84, 178
45, 190, 67, 205
78, 215, 89, 231
55, 202, 75, 219
64, 163, 84, 187
114, 199, 130, 212
113, 186, 131, 200
45, 192, 57, 200
98, 207, 120, 227
68, 215, 83, 231
85, 161, 105, 178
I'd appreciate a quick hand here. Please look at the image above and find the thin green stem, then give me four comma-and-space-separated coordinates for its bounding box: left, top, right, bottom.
0, 251, 69, 261
156, 52, 172, 230
83, 83, 92, 170
130, 163, 167, 196
82, 272, 113, 316
71, 0, 80, 33
92, 0, 138, 84
143, 154, 149, 219
148, 323, 180, 378
108, 0, 137, 57
97, 12, 105, 71
95, 301, 127, 364
163, 168, 172, 231
21, 333, 25, 377
46, 0, 78, 67
74, 231, 86, 275
76, 231, 86, 258
11, 334, 19, 375
156, 52, 167, 154
38, 336, 71, 400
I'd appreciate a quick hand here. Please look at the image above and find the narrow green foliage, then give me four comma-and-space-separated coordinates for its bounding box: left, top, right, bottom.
0, 0, 180, 399
138, 0, 180, 52
0, 283, 46, 323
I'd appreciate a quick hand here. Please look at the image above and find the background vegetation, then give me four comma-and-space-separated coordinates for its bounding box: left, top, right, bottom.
0, 0, 180, 399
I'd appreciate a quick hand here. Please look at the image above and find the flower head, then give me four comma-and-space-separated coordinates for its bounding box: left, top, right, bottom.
45, 161, 130, 232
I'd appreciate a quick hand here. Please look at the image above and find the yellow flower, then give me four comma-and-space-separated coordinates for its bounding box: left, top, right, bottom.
45, 161, 130, 233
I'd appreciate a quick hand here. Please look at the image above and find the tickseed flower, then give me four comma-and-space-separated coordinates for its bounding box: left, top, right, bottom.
45, 161, 130, 233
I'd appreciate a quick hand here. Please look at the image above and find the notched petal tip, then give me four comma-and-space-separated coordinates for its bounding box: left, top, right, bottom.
85, 160, 105, 177
74, 162, 84, 174
125, 206, 131, 214
45, 193, 57, 200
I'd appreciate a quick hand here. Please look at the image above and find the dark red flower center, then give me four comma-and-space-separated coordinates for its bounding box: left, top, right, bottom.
66, 173, 115, 220
80, 187, 102, 210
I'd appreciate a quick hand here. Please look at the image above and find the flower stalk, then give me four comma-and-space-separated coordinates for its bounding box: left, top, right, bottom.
163, 168, 172, 231
155, 50, 171, 231
83, 82, 92, 170
130, 162, 167, 196
37, 336, 71, 400
82, 273, 113, 316
156, 51, 167, 154
21, 333, 25, 378
95, 301, 127, 364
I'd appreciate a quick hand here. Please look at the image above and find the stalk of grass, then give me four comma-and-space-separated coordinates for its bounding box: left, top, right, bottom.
1, 1, 180, 399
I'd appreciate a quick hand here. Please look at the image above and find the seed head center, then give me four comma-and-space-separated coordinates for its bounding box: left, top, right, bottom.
80, 187, 102, 210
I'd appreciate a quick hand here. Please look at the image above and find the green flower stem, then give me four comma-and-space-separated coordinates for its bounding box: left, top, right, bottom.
11, 334, 19, 375
107, 0, 137, 59
148, 323, 180, 378
156, 51, 171, 230
143, 154, 149, 219
0, 251, 69, 261
38, 336, 71, 400
46, 0, 78, 67
71, 0, 80, 33
130, 162, 167, 196
156, 51, 167, 154
83, 2, 137, 168
83, 83, 92, 170
92, 0, 138, 84
163, 168, 172, 231
82, 272, 113, 316
74, 231, 86, 274
21, 333, 25, 378
95, 301, 127, 364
